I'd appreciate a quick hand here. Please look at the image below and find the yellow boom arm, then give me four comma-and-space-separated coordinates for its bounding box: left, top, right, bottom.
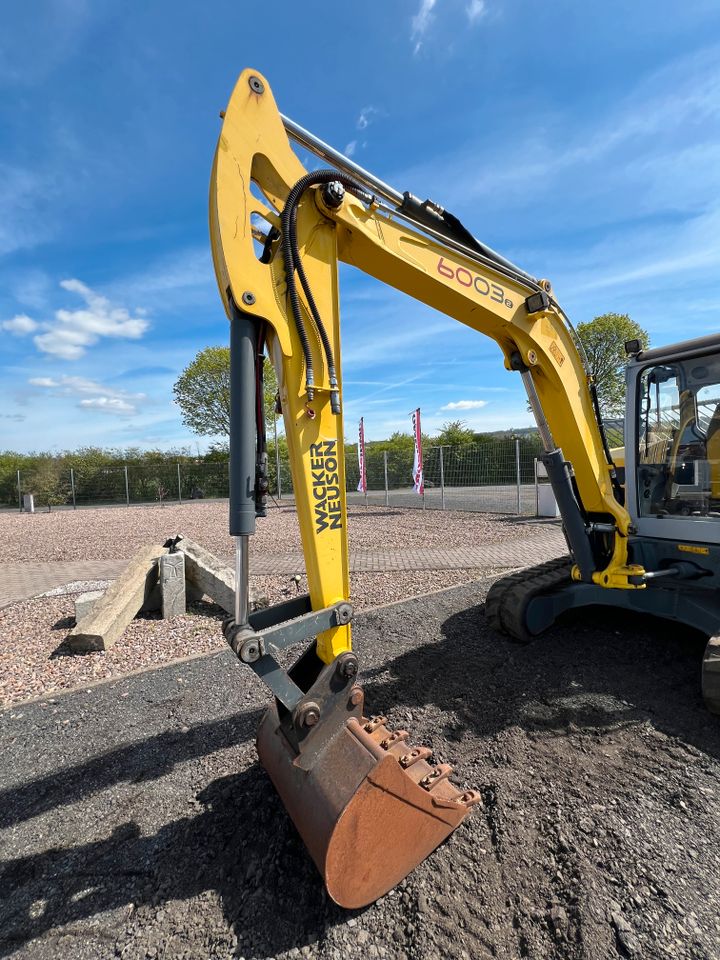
210, 69, 642, 665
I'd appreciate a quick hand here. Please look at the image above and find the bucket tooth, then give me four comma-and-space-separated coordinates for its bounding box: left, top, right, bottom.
399, 746, 433, 768
419, 763, 453, 791
364, 715, 388, 733
379, 730, 410, 750
457, 790, 483, 807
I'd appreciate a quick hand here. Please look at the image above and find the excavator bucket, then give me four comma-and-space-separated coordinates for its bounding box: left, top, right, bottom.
257, 702, 481, 909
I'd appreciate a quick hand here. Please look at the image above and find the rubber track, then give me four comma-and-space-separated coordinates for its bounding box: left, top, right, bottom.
485, 556, 573, 643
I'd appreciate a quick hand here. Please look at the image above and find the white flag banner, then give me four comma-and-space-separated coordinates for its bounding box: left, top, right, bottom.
357, 417, 367, 493
411, 408, 424, 495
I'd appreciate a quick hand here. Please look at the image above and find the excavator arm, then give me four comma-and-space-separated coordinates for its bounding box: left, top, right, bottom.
209, 68, 645, 908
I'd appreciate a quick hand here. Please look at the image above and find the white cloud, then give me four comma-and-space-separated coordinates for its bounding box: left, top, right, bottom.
440, 399, 489, 410
411, 0, 437, 53
28, 374, 146, 417
356, 107, 377, 131
345, 140, 358, 157
104, 247, 213, 309
344, 319, 453, 367
79, 396, 136, 415
28, 377, 58, 388
466, 0, 485, 23
32, 278, 148, 359
1, 314, 38, 335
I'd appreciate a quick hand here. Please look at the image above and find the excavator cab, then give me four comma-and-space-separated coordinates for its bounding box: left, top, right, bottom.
630, 345, 720, 521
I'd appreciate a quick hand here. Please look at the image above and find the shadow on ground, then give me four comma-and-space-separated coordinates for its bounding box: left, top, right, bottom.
0, 765, 347, 958
1, 589, 718, 957
360, 602, 719, 760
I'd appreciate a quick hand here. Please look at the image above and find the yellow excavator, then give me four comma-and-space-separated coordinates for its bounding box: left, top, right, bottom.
210, 69, 720, 908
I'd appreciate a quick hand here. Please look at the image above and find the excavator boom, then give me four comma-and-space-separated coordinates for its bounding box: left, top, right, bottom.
209, 69, 646, 906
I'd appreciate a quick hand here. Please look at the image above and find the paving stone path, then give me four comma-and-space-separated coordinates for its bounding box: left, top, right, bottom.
0, 525, 565, 609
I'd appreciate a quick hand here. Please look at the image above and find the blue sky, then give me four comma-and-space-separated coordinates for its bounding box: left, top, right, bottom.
2, 1, 720, 451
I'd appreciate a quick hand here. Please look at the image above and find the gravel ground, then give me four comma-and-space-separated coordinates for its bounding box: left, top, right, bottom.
0, 501, 521, 707
0, 570, 493, 709
0, 596, 225, 708
0, 502, 545, 563
0, 579, 718, 960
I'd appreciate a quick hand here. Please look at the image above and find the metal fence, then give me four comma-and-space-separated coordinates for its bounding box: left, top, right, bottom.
3, 437, 546, 516
345, 437, 540, 514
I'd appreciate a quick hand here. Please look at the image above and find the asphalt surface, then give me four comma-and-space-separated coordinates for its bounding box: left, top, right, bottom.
1, 578, 719, 959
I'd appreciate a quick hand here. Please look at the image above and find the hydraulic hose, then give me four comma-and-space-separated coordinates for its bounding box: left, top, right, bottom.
288, 204, 340, 404
281, 169, 372, 411
553, 298, 624, 506
589, 380, 624, 505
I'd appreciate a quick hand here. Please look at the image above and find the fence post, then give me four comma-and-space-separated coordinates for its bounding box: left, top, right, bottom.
534, 458, 539, 517
439, 446, 446, 511
70, 468, 76, 509
17, 469, 21, 512
515, 438, 521, 515
124, 465, 130, 507
383, 451, 389, 507
177, 463, 182, 503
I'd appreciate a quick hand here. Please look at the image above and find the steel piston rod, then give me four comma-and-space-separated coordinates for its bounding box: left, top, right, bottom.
281, 113, 403, 208
235, 535, 250, 626
280, 113, 535, 287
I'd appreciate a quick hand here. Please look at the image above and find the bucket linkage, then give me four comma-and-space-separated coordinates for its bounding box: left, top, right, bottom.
224, 597, 480, 909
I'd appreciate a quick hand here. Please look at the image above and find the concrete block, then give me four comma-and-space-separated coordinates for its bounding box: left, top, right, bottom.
67, 544, 167, 651
176, 537, 236, 613
160, 552, 186, 618
74, 590, 104, 623
176, 536, 266, 614
75, 582, 161, 624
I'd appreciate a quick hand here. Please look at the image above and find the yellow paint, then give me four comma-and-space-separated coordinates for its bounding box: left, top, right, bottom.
678, 543, 710, 556
548, 341, 565, 367
209, 69, 645, 665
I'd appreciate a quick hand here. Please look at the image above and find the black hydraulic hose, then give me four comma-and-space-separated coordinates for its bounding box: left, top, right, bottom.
556, 298, 625, 507
280, 194, 315, 397
288, 204, 339, 393
589, 381, 624, 504
281, 169, 372, 408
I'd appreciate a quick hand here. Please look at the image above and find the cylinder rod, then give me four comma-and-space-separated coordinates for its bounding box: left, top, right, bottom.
235, 535, 250, 626
521, 369, 554, 452
281, 113, 403, 208
280, 113, 536, 286
229, 298, 258, 627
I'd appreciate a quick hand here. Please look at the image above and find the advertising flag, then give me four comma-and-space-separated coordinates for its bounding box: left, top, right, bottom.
411, 408, 424, 495
357, 417, 367, 494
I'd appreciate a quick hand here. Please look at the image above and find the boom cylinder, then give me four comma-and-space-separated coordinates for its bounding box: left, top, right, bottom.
539, 450, 596, 582
229, 299, 257, 626
229, 299, 257, 538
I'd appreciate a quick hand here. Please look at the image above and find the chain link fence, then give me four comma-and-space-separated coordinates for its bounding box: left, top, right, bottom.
3, 437, 549, 516
345, 437, 541, 513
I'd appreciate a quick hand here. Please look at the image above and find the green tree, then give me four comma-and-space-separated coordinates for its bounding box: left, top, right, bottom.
436, 420, 475, 446
27, 459, 69, 510
173, 346, 279, 436
577, 313, 649, 415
